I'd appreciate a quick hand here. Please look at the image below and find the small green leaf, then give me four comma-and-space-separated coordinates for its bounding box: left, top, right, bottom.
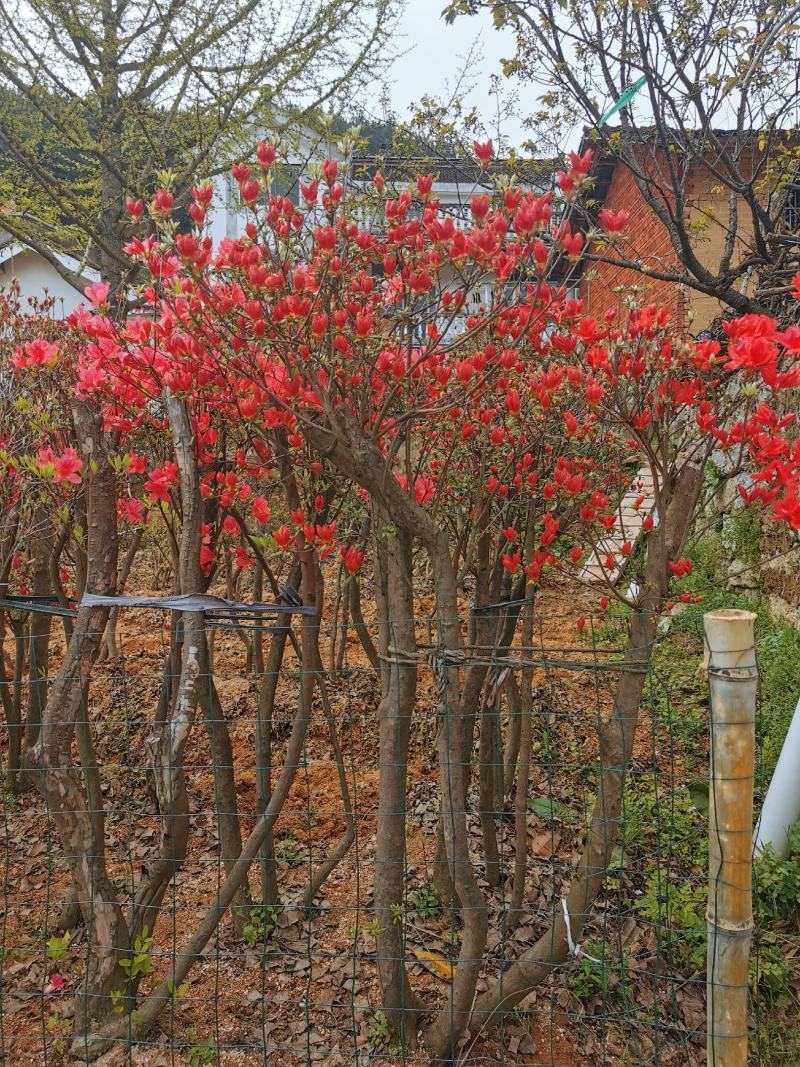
528, 796, 569, 820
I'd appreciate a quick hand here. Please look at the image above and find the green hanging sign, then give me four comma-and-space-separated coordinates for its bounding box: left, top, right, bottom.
598, 75, 647, 125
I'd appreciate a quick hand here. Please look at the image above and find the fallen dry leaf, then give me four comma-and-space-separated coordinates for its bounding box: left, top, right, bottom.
411, 947, 455, 980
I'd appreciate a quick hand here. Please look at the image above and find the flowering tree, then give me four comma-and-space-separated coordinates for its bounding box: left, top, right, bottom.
0, 288, 90, 795
5, 138, 800, 1059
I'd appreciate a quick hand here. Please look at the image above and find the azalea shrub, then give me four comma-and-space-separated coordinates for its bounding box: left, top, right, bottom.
3, 139, 800, 1059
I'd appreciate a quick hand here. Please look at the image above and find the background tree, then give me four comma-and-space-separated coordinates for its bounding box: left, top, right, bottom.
0, 0, 399, 296
445, 0, 800, 323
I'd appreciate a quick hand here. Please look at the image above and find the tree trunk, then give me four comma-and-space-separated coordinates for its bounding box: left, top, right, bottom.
132, 393, 205, 943
253, 562, 300, 908
476, 521, 500, 889
132, 611, 199, 943
328, 560, 343, 675
478, 682, 501, 889
423, 532, 488, 1061
254, 559, 299, 907
35, 400, 128, 1036
465, 462, 706, 1036
349, 573, 380, 672
299, 415, 489, 1061
335, 567, 350, 674
432, 518, 492, 903
502, 671, 523, 799
303, 662, 356, 906
81, 603, 317, 1059
49, 520, 74, 641
373, 522, 424, 1040
99, 527, 142, 662
199, 670, 248, 938
23, 508, 55, 768
3, 614, 26, 793
373, 516, 392, 700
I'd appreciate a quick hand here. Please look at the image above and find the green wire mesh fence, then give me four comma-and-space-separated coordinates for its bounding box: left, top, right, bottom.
0, 596, 793, 1065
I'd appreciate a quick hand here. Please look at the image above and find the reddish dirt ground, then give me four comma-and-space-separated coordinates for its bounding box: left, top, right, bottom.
1, 576, 706, 1066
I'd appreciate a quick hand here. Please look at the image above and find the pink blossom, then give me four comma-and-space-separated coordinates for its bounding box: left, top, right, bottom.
53, 449, 83, 485
84, 281, 110, 306
17, 339, 60, 367
119, 497, 145, 524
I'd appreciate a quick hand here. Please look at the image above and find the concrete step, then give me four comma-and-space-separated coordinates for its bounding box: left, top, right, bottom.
580, 466, 657, 585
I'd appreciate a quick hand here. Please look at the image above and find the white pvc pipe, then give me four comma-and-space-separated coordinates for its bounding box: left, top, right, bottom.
753, 696, 800, 859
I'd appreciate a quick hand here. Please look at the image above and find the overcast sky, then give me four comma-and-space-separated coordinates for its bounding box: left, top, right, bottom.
381, 0, 529, 146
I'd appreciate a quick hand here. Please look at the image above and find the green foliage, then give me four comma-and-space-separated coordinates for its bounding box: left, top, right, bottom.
638, 875, 706, 971
619, 782, 707, 868
724, 508, 762, 566
166, 977, 190, 1000
670, 527, 800, 791
568, 941, 633, 1007
754, 823, 800, 926
241, 904, 282, 949
362, 919, 383, 939
752, 1013, 800, 1064
45, 931, 71, 961
275, 835, 303, 864
750, 936, 792, 998
755, 624, 800, 785
368, 1010, 391, 1047
406, 883, 441, 918
527, 795, 570, 820
186, 1033, 215, 1066
44, 1012, 70, 1053
119, 927, 154, 982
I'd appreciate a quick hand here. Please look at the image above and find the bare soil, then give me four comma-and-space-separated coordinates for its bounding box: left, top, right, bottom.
1, 576, 708, 1066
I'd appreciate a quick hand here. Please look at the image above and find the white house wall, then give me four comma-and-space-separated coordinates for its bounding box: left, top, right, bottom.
0, 248, 90, 315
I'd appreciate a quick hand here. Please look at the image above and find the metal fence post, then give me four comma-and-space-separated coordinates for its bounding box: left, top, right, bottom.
704, 608, 758, 1067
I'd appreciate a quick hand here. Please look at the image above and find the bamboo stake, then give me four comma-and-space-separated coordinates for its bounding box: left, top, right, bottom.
703, 608, 758, 1067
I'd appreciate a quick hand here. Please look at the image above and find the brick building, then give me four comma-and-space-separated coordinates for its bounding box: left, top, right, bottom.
578, 134, 766, 333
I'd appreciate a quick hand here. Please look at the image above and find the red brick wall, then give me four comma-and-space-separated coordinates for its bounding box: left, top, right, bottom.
579, 144, 769, 332
579, 161, 690, 330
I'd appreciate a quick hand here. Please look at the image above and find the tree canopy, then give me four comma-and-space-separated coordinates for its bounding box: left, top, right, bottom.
0, 0, 399, 293
445, 0, 800, 322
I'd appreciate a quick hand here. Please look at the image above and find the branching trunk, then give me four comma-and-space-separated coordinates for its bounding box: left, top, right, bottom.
423, 533, 489, 1060
464, 461, 706, 1037
301, 415, 489, 1061
76, 591, 317, 1059
34, 400, 128, 1035
78, 455, 323, 1059
99, 527, 142, 662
